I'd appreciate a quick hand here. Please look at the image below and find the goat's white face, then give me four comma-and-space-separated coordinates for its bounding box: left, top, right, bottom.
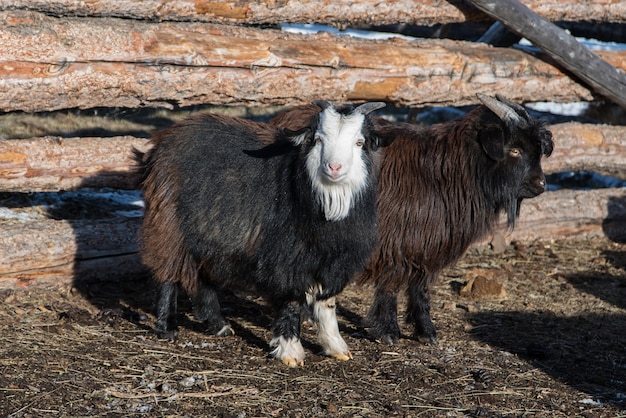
304, 107, 370, 221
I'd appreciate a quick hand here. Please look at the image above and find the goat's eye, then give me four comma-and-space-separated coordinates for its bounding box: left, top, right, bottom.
356, 140, 364, 147
509, 148, 522, 157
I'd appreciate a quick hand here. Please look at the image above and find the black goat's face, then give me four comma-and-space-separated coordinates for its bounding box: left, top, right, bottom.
479, 122, 551, 229
509, 140, 548, 199
521, 125, 553, 198
477, 94, 554, 201
474, 101, 553, 229
480, 121, 552, 198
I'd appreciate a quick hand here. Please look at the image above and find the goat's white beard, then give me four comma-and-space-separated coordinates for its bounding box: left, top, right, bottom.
313, 180, 365, 221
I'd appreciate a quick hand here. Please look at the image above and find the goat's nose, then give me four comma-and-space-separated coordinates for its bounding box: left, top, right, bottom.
328, 162, 342, 176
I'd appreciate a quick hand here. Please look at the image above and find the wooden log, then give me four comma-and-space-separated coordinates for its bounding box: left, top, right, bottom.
0, 218, 144, 289
469, 0, 626, 110
1, 0, 624, 25
1, 121, 624, 192
1, 188, 624, 288
0, 136, 151, 191
508, 188, 626, 242
2, 10, 626, 112
542, 123, 626, 179
477, 22, 521, 47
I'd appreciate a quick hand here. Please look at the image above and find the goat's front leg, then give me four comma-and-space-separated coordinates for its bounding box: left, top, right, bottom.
311, 295, 352, 361
406, 276, 438, 345
306, 284, 352, 360
270, 301, 305, 367
365, 288, 401, 345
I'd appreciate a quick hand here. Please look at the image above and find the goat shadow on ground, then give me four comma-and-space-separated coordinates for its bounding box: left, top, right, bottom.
566, 193, 626, 311
469, 193, 626, 402
468, 310, 626, 399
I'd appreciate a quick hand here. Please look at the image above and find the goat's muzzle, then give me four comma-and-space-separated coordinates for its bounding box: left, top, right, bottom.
522, 173, 547, 198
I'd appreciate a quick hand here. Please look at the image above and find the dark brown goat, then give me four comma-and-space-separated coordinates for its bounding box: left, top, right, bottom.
272, 95, 554, 345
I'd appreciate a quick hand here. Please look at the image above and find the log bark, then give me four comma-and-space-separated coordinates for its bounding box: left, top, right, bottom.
2, 0, 624, 26
541, 123, 626, 179
1, 188, 624, 288
0, 136, 151, 191
2, 10, 626, 112
507, 188, 626, 243
469, 0, 626, 110
1, 121, 624, 192
0, 218, 144, 289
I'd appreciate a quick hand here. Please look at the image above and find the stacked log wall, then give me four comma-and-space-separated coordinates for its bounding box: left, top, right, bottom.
0, 2, 624, 287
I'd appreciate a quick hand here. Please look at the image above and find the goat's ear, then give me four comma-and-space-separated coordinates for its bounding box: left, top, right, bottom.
478, 127, 506, 161
284, 126, 312, 145
372, 132, 396, 150
540, 129, 554, 157
370, 120, 397, 150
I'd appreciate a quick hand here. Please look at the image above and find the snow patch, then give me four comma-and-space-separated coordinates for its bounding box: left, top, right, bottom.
281, 23, 418, 41
580, 398, 602, 405
0, 207, 38, 221
525, 101, 590, 116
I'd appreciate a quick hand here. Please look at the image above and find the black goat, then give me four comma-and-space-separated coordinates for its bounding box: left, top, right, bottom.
135, 101, 391, 366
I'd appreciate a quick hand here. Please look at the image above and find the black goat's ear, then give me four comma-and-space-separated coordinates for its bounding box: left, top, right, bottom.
371, 125, 398, 151
373, 132, 396, 149
370, 119, 397, 149
479, 127, 506, 161
284, 126, 312, 145
540, 129, 554, 157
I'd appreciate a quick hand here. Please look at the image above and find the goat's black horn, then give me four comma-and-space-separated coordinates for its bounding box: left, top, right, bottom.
312, 100, 333, 110
477, 93, 525, 126
354, 102, 386, 115
495, 94, 530, 119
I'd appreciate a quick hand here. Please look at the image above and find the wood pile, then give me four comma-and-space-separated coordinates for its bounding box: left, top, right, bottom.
0, 0, 625, 287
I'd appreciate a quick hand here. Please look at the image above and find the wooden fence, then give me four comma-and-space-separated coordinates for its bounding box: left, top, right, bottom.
0, 0, 625, 288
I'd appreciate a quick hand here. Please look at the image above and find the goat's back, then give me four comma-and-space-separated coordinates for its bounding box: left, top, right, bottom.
363, 114, 499, 289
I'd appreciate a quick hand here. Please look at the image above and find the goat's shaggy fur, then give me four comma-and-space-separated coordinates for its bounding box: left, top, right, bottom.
135, 102, 390, 365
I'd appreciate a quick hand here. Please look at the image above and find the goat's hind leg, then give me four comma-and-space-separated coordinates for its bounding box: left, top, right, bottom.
406, 276, 438, 345
155, 281, 179, 340
270, 301, 305, 367
365, 288, 401, 345
193, 280, 233, 336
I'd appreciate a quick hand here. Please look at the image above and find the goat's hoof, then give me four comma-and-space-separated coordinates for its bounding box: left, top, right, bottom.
214, 324, 234, 337
378, 335, 397, 346
417, 334, 438, 345
282, 357, 305, 367
155, 329, 178, 341
332, 351, 353, 361
370, 331, 398, 345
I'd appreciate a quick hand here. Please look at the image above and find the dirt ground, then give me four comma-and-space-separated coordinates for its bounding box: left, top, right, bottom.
1, 236, 625, 417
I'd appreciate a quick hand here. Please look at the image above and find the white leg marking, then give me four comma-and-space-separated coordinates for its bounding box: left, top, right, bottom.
312, 296, 352, 361
270, 336, 305, 367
